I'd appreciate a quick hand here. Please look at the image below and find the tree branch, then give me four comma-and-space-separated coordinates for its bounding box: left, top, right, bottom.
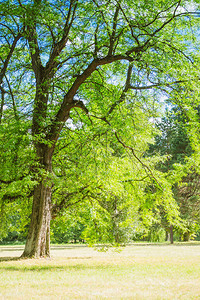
0, 87, 5, 124
108, 5, 120, 56
27, 26, 43, 79
51, 185, 90, 217
5, 75, 19, 121
48, 55, 135, 143
129, 79, 188, 91
46, 0, 78, 74
0, 33, 22, 85
107, 63, 133, 116
114, 132, 162, 189
125, 2, 183, 56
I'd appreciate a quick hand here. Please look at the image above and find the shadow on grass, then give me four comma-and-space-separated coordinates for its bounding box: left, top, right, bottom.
0, 260, 110, 273
1, 242, 200, 263
0, 257, 22, 262
0, 255, 92, 263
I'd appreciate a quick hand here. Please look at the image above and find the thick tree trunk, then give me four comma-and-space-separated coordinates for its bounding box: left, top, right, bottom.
22, 182, 52, 258
22, 147, 53, 258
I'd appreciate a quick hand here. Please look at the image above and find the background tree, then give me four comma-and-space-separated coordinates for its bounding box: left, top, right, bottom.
148, 106, 200, 242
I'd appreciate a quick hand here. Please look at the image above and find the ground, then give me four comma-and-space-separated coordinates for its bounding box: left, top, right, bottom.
0, 243, 200, 299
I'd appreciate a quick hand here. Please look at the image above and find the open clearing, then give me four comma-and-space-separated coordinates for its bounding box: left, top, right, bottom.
0, 243, 200, 299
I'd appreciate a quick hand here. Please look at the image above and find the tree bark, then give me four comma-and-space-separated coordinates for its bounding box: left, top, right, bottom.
22, 182, 51, 258
165, 230, 170, 242
170, 225, 174, 244
22, 146, 53, 258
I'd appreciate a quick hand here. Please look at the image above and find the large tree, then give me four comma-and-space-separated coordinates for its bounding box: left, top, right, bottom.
0, 0, 198, 257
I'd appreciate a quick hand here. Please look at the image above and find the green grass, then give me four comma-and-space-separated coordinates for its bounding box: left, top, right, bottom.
0, 243, 200, 299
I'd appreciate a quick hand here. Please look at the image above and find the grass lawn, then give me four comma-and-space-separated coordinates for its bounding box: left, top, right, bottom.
0, 243, 200, 299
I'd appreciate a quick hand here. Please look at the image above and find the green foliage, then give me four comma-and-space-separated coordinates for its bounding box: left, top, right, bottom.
148, 106, 200, 240
0, 111, 37, 241
0, 0, 200, 246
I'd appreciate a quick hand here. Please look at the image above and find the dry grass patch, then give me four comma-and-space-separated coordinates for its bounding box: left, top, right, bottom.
0, 243, 200, 299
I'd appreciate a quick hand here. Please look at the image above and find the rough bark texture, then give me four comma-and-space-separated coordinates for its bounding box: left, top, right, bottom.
22, 181, 52, 258
22, 145, 53, 258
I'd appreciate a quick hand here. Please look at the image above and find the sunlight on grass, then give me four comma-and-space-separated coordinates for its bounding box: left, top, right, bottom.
0, 243, 200, 299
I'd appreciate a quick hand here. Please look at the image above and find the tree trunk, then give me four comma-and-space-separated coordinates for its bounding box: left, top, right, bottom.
22, 182, 52, 258
165, 230, 170, 242
170, 225, 174, 244
22, 147, 53, 258
183, 231, 190, 242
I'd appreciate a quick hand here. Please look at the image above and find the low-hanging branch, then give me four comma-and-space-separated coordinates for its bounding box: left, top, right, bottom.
51, 184, 102, 218
114, 131, 163, 190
